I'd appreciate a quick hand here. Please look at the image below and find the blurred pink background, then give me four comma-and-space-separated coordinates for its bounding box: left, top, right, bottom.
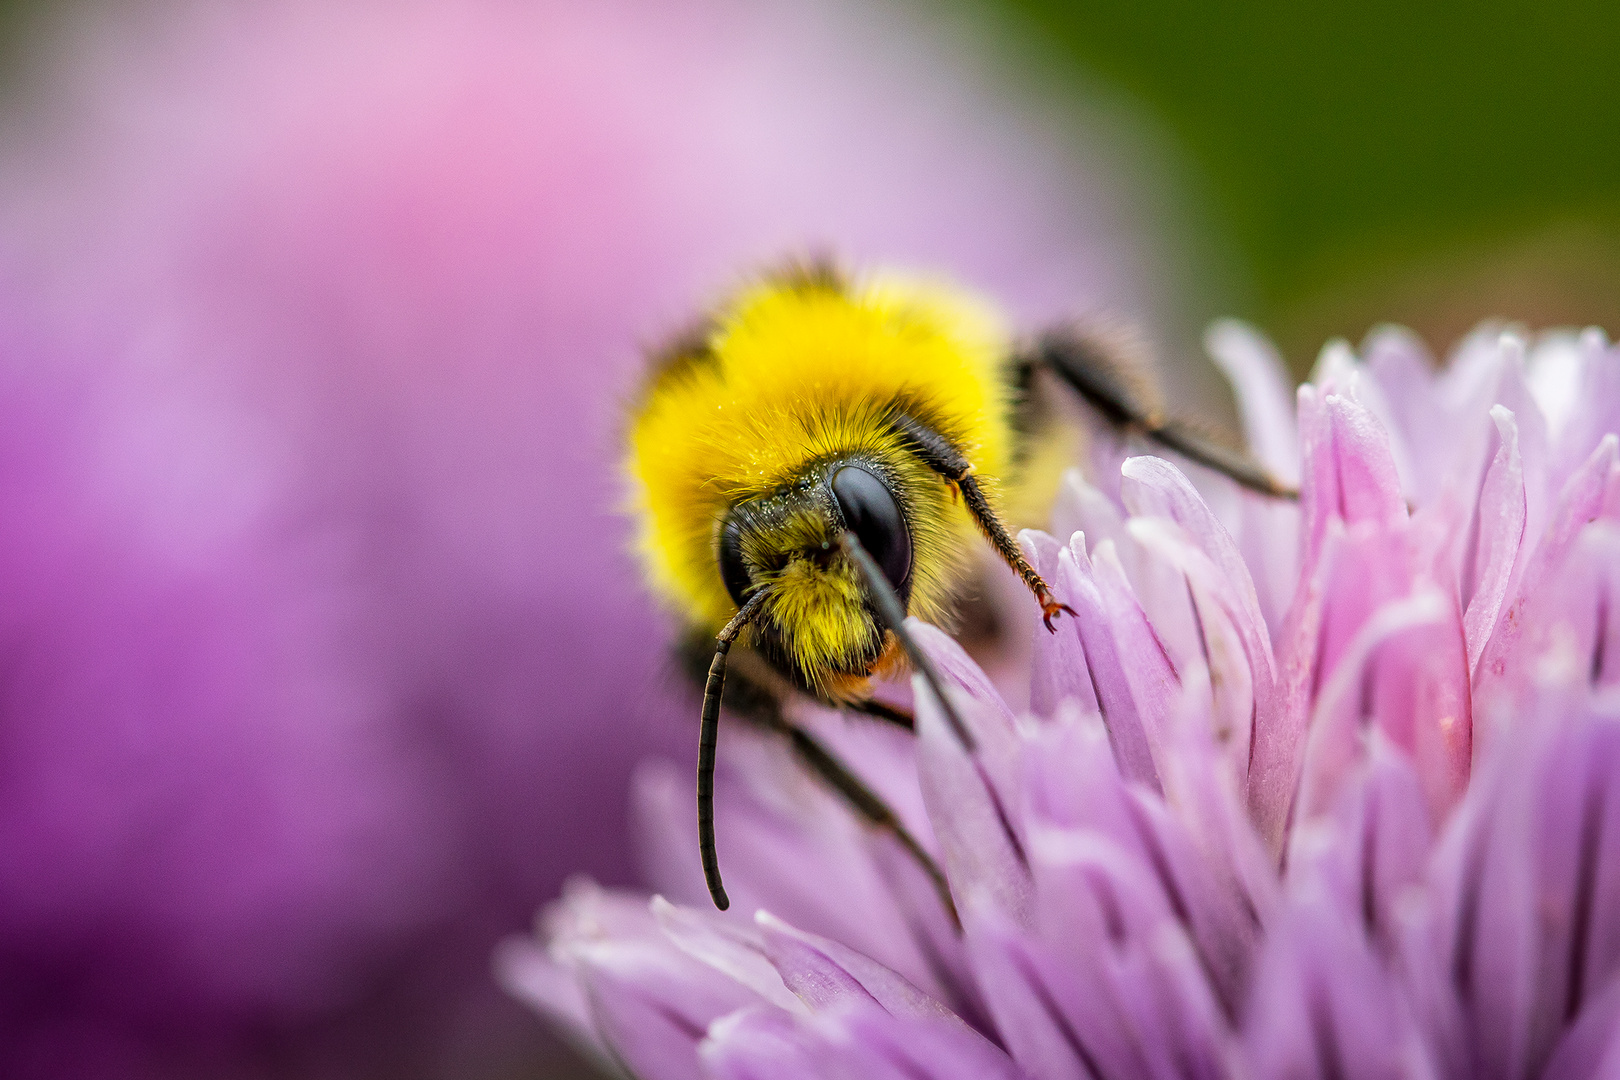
0, 0, 1181, 1075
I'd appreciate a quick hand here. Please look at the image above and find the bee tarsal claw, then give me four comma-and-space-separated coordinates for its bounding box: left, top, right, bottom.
1040, 599, 1076, 633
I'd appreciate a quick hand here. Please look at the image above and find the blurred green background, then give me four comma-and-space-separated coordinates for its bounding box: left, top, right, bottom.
975, 0, 1620, 369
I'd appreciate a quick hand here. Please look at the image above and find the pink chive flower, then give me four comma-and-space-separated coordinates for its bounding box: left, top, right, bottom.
0, 0, 1167, 1075
502, 321, 1620, 1080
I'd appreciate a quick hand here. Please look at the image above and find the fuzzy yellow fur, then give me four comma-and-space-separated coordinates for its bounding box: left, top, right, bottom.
626, 269, 1017, 693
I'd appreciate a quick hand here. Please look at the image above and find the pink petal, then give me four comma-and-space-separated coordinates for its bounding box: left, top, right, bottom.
1312, 521, 1422, 701
963, 909, 1099, 1080
1462, 406, 1530, 676
1567, 527, 1620, 692
1022, 529, 1100, 720
1159, 679, 1284, 945
1121, 455, 1276, 686
1489, 353, 1553, 559
1084, 425, 1136, 505
492, 936, 606, 1065
1523, 719, 1620, 1069
1362, 326, 1439, 499
911, 620, 1033, 923
1324, 391, 1410, 530
1243, 887, 1430, 1080
1436, 327, 1526, 458
702, 999, 1027, 1080
1017, 709, 1257, 1016
1057, 470, 1205, 670
835, 1004, 1030, 1080
700, 1005, 826, 1080
1091, 539, 1183, 774
865, 834, 993, 1032
1423, 751, 1540, 1077
1550, 334, 1620, 487
1475, 434, 1620, 710
1290, 733, 1433, 954
1542, 979, 1620, 1080
1253, 517, 1341, 856
1421, 692, 1620, 1078
631, 747, 959, 1007
1049, 469, 1129, 556
756, 911, 969, 1027
1526, 332, 1590, 450
969, 834, 1236, 1080
1019, 706, 1131, 834
1295, 588, 1470, 825
1283, 373, 1473, 823
1297, 386, 1407, 573
1201, 323, 1305, 636
1205, 320, 1302, 634
1127, 514, 1281, 786
1237, 488, 1304, 639
1310, 341, 1420, 502
1397, 329, 1544, 519
1054, 539, 1160, 788
1123, 791, 1263, 1014
1204, 318, 1300, 484
1107, 929, 1235, 1080
652, 899, 804, 1015
1261, 378, 1446, 852
517, 882, 763, 1078
568, 937, 760, 1080
1018, 711, 1259, 1011
1504, 525, 1620, 699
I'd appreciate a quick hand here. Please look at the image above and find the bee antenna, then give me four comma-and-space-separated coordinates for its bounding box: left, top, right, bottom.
698, 588, 770, 911
838, 531, 977, 755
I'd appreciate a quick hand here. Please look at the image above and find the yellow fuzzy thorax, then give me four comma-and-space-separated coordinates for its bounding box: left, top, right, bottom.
626, 269, 1017, 692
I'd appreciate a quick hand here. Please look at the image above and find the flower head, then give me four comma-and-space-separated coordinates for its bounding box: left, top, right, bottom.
504, 321, 1620, 1079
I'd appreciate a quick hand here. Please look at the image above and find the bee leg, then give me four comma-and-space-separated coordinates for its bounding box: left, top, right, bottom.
1025, 330, 1298, 500
891, 413, 1076, 632
1142, 418, 1300, 500
837, 696, 914, 731
775, 717, 960, 931
679, 636, 957, 927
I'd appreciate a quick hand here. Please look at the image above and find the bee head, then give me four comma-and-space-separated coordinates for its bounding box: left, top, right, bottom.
718, 460, 913, 695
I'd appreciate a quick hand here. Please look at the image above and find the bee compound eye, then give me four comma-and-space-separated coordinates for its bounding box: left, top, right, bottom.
718, 514, 753, 608
831, 465, 912, 595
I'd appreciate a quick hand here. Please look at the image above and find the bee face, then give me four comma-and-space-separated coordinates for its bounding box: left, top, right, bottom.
717, 459, 913, 694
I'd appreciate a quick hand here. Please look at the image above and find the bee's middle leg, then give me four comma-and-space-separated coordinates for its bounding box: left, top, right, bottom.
838, 696, 914, 731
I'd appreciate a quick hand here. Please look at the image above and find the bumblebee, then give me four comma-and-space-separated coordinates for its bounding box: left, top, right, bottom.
625, 259, 1292, 916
